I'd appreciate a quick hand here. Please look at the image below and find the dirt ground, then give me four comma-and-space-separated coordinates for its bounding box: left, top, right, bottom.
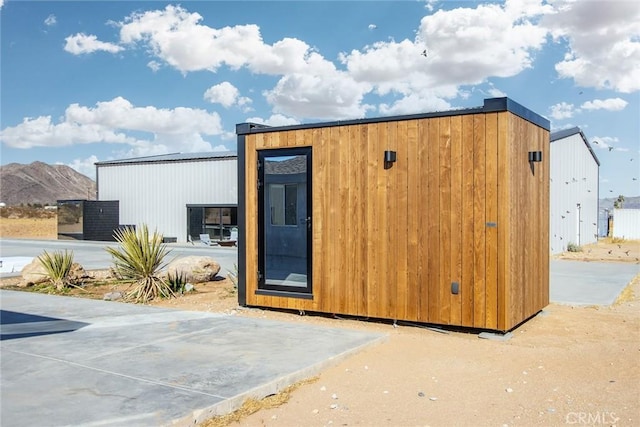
1, 217, 639, 426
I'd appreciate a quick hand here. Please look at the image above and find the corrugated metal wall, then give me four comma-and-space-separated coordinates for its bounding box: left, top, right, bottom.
97, 158, 237, 242
549, 133, 599, 254
613, 209, 640, 240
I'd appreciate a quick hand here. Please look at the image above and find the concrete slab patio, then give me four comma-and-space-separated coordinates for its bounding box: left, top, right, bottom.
0, 290, 385, 427
550, 259, 639, 305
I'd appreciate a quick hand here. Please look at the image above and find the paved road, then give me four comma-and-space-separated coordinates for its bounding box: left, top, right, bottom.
0, 238, 238, 278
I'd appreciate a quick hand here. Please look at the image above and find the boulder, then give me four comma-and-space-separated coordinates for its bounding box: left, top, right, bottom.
68, 263, 88, 283
163, 256, 221, 284
90, 269, 114, 281
20, 258, 49, 285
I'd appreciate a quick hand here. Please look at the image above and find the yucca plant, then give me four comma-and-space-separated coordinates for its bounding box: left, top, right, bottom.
38, 250, 75, 291
227, 263, 239, 291
105, 224, 174, 303
166, 271, 188, 294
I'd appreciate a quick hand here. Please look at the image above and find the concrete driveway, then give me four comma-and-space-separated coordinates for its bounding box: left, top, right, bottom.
0, 290, 385, 427
550, 259, 639, 305
1, 240, 638, 426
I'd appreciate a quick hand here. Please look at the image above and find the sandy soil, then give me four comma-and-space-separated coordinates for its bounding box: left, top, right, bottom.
1, 217, 639, 426
0, 217, 58, 239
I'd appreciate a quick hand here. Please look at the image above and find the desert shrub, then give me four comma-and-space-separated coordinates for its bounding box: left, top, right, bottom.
166, 271, 188, 294
38, 250, 74, 291
105, 224, 174, 303
227, 263, 239, 291
566, 242, 582, 252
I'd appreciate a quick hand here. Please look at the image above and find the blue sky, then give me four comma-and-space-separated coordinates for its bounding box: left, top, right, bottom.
1, 0, 638, 197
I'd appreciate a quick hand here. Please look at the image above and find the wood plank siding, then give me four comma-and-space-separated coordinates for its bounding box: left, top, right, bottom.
239, 99, 550, 331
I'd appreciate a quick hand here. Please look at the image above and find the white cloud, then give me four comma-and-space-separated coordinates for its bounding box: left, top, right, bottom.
379, 93, 451, 116
340, 1, 551, 115
204, 82, 252, 109
265, 69, 373, 120
244, 114, 300, 127
368, 24, 377, 30
65, 97, 223, 136
543, 0, 640, 93
581, 97, 628, 111
114, 5, 368, 119
64, 33, 124, 54
212, 144, 229, 152
0, 0, 4, 10
550, 97, 629, 122
44, 14, 57, 26
487, 86, 507, 98
147, 60, 161, 72
54, 2, 636, 128
423, 0, 437, 12
0, 115, 133, 149
63, 155, 99, 179
0, 97, 224, 156
591, 135, 621, 151
549, 102, 576, 120
118, 5, 312, 75
204, 82, 239, 108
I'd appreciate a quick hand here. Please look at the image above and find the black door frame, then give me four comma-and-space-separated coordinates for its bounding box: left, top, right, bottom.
257, 147, 312, 296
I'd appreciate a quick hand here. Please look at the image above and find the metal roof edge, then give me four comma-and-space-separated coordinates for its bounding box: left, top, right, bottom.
550, 127, 600, 166
482, 97, 550, 130
236, 97, 549, 135
95, 151, 238, 166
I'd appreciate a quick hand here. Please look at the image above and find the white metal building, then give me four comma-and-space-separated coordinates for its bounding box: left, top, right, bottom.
549, 127, 600, 254
612, 209, 640, 240
96, 152, 237, 243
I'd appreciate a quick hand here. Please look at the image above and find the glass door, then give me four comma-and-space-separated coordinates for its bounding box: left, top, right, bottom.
258, 147, 312, 294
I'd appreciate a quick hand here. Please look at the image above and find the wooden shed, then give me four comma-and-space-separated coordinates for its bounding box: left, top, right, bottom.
236, 97, 550, 332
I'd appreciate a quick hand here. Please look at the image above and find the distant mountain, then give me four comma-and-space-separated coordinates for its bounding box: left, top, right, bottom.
600, 196, 640, 210
0, 161, 96, 206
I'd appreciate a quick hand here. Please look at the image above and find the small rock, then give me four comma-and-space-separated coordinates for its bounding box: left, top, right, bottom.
103, 291, 123, 301
383, 390, 389, 394
418, 392, 425, 397
184, 283, 195, 292
312, 409, 319, 414
429, 397, 437, 401
331, 393, 338, 400
364, 365, 368, 370
330, 403, 338, 409
271, 415, 277, 420
320, 386, 326, 391
506, 388, 513, 393
547, 408, 556, 413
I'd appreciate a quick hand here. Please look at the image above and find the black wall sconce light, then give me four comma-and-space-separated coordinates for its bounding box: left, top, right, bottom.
528, 151, 542, 162
384, 150, 396, 169
528, 150, 542, 175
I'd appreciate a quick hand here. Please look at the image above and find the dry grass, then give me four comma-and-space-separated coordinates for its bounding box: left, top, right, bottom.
200, 377, 319, 427
614, 273, 639, 305
0, 217, 57, 239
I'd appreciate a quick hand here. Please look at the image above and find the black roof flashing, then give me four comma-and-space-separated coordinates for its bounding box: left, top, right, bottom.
236, 97, 550, 135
